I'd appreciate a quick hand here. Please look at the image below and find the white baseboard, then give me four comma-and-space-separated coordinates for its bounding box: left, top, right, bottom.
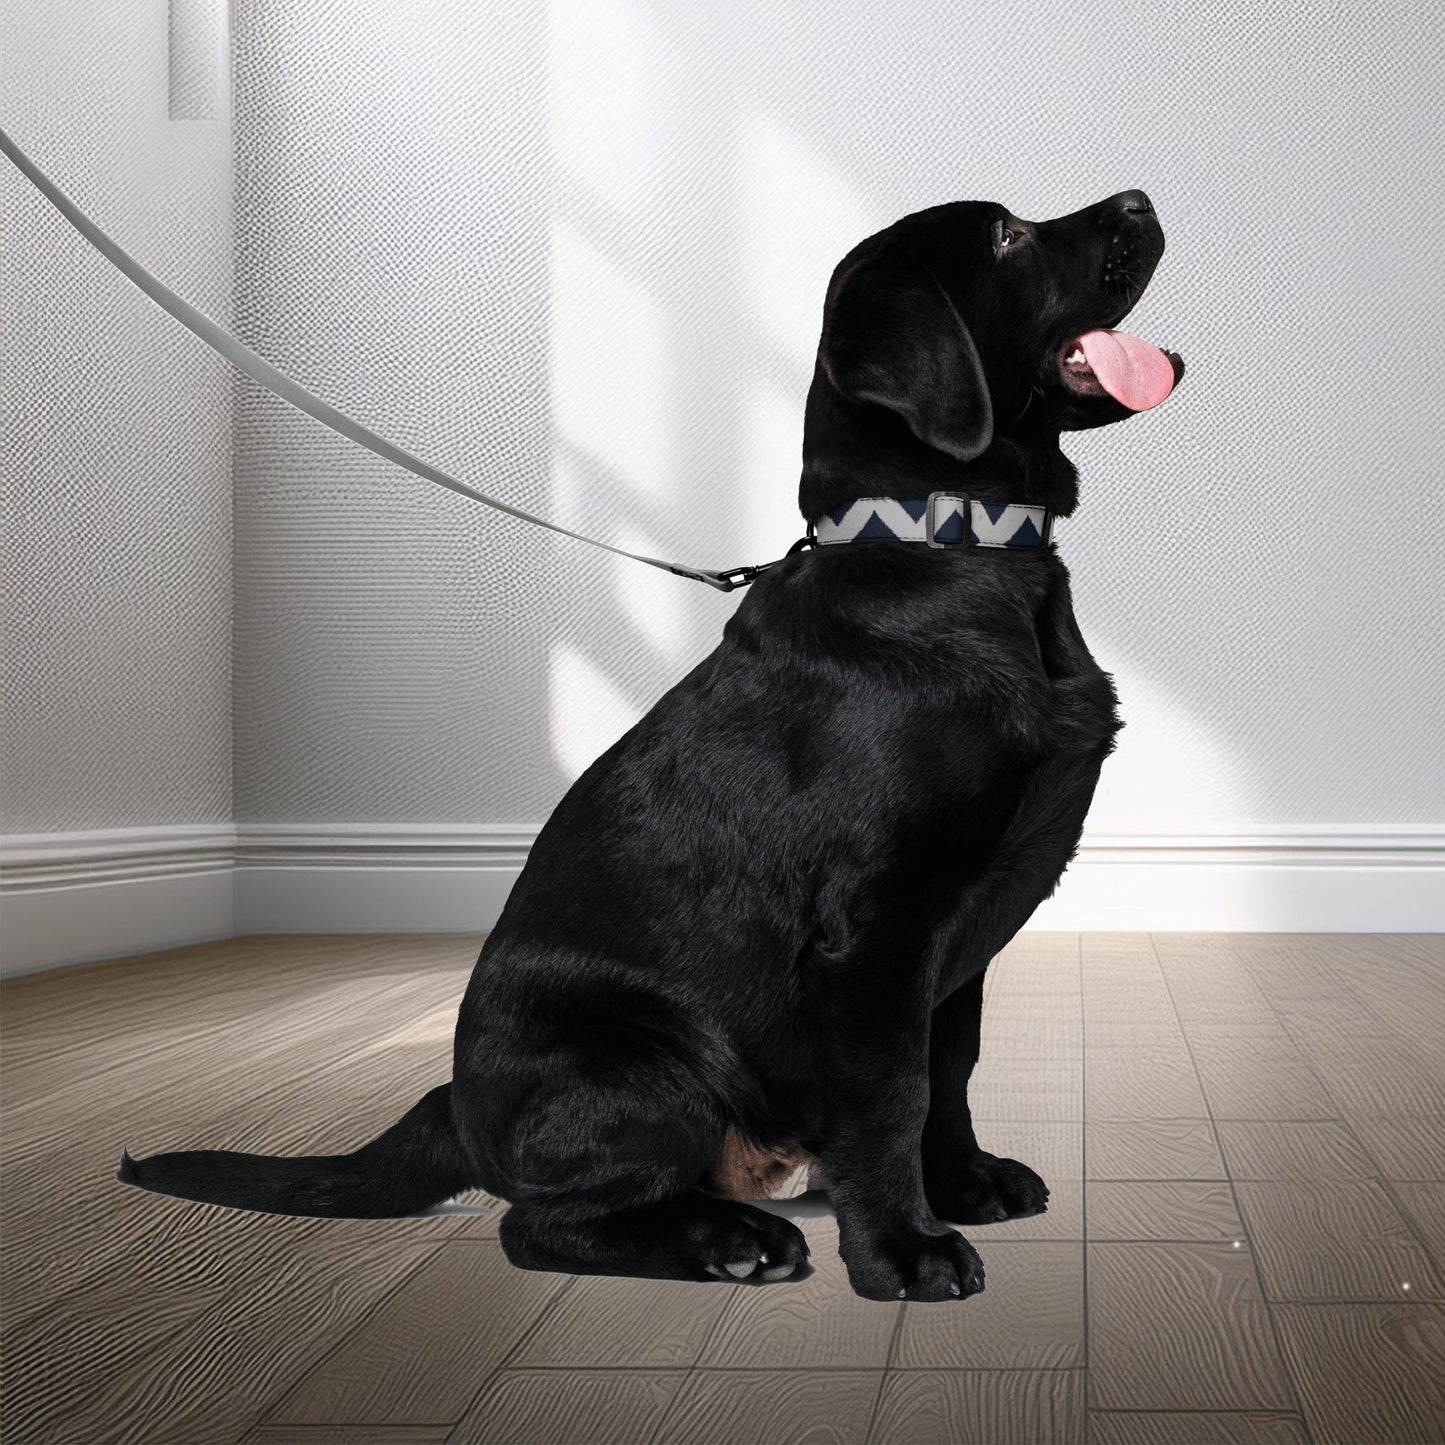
1030, 829, 1445, 932
0, 826, 237, 978
232, 823, 533, 937
3, 822, 1441, 976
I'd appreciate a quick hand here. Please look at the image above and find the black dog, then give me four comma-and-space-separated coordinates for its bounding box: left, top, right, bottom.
119, 190, 1183, 1302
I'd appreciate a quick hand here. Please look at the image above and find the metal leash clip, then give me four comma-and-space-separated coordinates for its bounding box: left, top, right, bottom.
712, 534, 818, 591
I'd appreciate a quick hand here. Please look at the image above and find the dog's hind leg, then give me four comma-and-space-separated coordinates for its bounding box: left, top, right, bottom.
457, 1033, 808, 1285
500, 1192, 809, 1283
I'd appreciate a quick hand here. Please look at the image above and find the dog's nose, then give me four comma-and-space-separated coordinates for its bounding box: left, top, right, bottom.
1113, 190, 1154, 216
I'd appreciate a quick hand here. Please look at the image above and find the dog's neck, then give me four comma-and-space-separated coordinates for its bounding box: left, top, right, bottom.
945, 434, 1080, 515
798, 392, 1080, 524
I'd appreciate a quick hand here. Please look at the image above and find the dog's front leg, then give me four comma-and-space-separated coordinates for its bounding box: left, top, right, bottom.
921, 970, 1051, 1224
820, 965, 986, 1303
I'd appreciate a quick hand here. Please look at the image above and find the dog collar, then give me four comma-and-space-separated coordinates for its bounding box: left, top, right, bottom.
813, 493, 1054, 550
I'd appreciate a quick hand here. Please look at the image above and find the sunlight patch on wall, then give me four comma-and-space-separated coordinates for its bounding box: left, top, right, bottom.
550, 450, 586, 533
1088, 661, 1259, 833
548, 221, 673, 501
737, 378, 809, 552
609, 525, 691, 664
740, 115, 871, 370
549, 642, 644, 782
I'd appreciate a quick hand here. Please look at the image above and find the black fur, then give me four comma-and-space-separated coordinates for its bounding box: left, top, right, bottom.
118, 191, 1184, 1302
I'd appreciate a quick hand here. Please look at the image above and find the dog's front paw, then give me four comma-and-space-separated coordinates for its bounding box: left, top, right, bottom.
838, 1222, 985, 1302
925, 1151, 1050, 1225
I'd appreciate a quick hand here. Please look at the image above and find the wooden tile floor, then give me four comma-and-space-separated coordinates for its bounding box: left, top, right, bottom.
3, 932, 1444, 1444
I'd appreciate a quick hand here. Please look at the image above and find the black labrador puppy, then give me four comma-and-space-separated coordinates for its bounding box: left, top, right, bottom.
120, 190, 1184, 1302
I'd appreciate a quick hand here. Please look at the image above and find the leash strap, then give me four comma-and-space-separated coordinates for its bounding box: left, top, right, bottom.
0, 126, 797, 593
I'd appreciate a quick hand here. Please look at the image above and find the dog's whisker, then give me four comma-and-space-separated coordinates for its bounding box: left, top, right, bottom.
1012, 383, 1045, 423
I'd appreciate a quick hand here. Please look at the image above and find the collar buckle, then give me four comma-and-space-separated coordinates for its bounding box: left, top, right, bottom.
925, 491, 971, 548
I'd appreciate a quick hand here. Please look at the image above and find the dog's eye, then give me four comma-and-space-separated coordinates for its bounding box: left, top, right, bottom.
990, 219, 1020, 257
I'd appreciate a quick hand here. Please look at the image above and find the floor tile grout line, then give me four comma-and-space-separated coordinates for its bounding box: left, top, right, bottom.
423, 1342, 1442, 1369
1258, 1294, 1445, 1306
441, 1272, 582, 1444
1087, 1174, 1233, 1184
642, 1282, 750, 1445
317, 1360, 1064, 1375
1089, 1116, 1344, 1125
1262, 1298, 1445, 1310
1252, 944, 1445, 1276
444, 1363, 1098, 1375
244, 1423, 460, 1434
1369, 1175, 1445, 1281
1147, 933, 1313, 1443
683, 1280, 748, 1372
862, 1302, 909, 1444
221, 1242, 457, 1444
1213, 941, 1445, 1284
1084, 1234, 1253, 1246
697, 1361, 1084, 1373
647, 1366, 701, 1445
247, 1238, 457, 1434
1242, 943, 1383, 1123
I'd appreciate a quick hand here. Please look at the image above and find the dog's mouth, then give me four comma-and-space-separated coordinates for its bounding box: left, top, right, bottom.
1058, 330, 1181, 411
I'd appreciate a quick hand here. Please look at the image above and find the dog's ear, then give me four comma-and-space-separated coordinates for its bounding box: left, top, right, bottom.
819, 250, 994, 462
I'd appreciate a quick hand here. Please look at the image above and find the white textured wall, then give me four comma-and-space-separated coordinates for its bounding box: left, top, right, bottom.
226, 0, 1444, 835
228, 0, 555, 823
4, 0, 1442, 862
1, 0, 233, 834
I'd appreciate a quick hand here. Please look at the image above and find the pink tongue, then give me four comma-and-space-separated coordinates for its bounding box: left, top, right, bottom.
1077, 329, 1176, 411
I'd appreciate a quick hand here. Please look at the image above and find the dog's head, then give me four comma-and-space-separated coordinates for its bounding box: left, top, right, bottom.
801, 191, 1183, 516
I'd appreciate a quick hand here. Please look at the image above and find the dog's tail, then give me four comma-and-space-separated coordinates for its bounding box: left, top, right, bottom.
115, 1083, 479, 1218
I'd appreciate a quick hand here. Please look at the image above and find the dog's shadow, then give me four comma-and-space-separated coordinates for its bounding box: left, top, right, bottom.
753, 1187, 1044, 1230
416, 1187, 1036, 1286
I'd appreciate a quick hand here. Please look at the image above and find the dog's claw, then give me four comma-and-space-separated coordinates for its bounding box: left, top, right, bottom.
844, 1226, 985, 1303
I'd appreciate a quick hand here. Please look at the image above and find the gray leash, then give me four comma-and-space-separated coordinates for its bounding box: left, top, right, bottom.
0, 127, 806, 592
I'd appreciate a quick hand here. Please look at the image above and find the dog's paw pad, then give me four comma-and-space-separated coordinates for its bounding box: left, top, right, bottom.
696, 1204, 808, 1284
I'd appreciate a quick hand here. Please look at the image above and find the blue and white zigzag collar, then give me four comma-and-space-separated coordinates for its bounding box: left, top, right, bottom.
813, 492, 1054, 551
